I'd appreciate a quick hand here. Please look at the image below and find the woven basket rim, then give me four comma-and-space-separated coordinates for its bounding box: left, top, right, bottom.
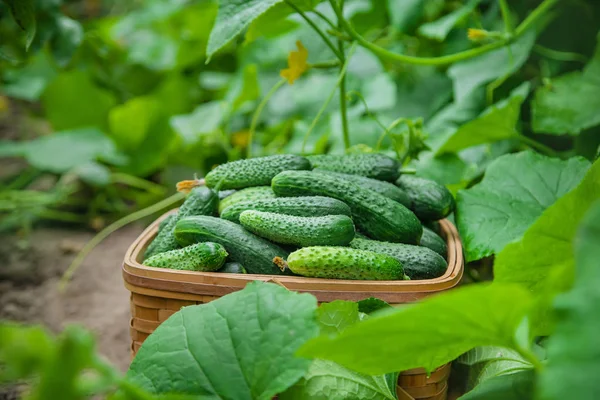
122, 209, 464, 300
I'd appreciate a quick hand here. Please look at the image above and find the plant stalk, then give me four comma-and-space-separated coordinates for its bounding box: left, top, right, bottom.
499, 0, 514, 34
518, 135, 560, 157
333, 0, 351, 150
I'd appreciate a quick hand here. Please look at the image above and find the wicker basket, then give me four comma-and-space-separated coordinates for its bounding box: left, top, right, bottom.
123, 210, 464, 400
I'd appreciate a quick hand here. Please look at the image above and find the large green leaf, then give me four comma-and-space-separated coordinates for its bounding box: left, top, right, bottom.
418, 0, 481, 41
109, 96, 161, 151
41, 70, 117, 131
456, 151, 590, 262
448, 30, 536, 103
386, 0, 424, 32
126, 281, 318, 400
494, 159, 600, 335
49, 14, 83, 67
207, 0, 284, 60
3, 0, 36, 49
436, 83, 529, 155
1, 51, 57, 101
537, 202, 600, 400
459, 370, 535, 400
170, 102, 225, 145
299, 284, 533, 375
532, 33, 600, 135
281, 301, 397, 400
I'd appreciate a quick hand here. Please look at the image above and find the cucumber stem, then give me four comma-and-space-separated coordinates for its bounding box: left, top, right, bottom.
273, 256, 289, 272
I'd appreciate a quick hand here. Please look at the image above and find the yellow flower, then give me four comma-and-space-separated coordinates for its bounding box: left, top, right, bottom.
280, 41, 308, 85
231, 129, 250, 148
467, 28, 489, 42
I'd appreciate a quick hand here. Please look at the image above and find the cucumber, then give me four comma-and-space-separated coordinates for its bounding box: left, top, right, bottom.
217, 186, 276, 214
395, 175, 455, 221
144, 242, 227, 272
239, 211, 355, 247
174, 216, 289, 275
314, 170, 410, 206
217, 262, 247, 274
218, 189, 237, 200
307, 153, 400, 181
420, 227, 447, 258
144, 187, 218, 259
158, 213, 176, 233
205, 154, 311, 190
220, 196, 351, 222
349, 238, 447, 280
276, 246, 404, 280
272, 170, 422, 244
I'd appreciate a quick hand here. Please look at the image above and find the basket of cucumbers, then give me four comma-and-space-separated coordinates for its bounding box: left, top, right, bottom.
123, 153, 463, 356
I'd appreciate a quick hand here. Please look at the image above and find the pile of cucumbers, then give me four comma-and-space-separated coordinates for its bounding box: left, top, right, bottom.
143, 153, 455, 281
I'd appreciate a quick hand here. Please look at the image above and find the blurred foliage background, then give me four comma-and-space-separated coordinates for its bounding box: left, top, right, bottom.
1, 0, 599, 234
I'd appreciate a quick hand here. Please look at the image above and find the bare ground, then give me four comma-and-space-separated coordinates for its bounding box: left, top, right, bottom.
0, 224, 144, 372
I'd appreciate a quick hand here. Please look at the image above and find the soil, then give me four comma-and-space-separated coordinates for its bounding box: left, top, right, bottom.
0, 224, 144, 372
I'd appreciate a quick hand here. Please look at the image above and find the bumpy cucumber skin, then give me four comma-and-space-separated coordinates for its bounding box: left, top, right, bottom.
395, 175, 455, 221
144, 187, 218, 259
239, 210, 355, 247
218, 262, 247, 274
220, 196, 351, 222
286, 246, 404, 280
205, 154, 311, 190
174, 216, 289, 275
217, 186, 276, 214
307, 153, 400, 181
420, 227, 447, 258
315, 170, 410, 207
350, 238, 447, 280
144, 242, 227, 272
158, 213, 176, 233
272, 170, 422, 244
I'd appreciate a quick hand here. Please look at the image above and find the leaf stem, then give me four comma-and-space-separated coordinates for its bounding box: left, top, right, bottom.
309, 60, 341, 69
301, 43, 357, 154
533, 44, 588, 64
59, 192, 185, 291
514, 343, 544, 372
285, 0, 343, 61
518, 135, 560, 157
332, 0, 558, 65
335, 0, 351, 151
247, 78, 286, 158
312, 9, 337, 30
499, 0, 514, 34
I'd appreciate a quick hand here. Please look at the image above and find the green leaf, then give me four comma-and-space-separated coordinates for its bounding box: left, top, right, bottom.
357, 298, 392, 315
456, 151, 590, 262
49, 14, 83, 67
170, 102, 225, 145
299, 284, 533, 375
229, 64, 261, 112
41, 70, 117, 131
494, 159, 600, 335
281, 301, 397, 400
109, 96, 161, 150
245, 3, 301, 43
436, 82, 529, 155
207, 0, 285, 60
16, 128, 121, 173
538, 202, 600, 400
448, 30, 536, 103
3, 0, 36, 49
418, 0, 481, 41
532, 33, 600, 135
1, 51, 57, 101
386, 0, 424, 32
71, 162, 111, 187
127, 281, 318, 400
459, 370, 535, 400
126, 30, 178, 71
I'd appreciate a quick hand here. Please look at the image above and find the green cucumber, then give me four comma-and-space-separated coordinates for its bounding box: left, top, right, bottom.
272, 170, 422, 244
217, 186, 276, 214
144, 242, 227, 272
144, 187, 218, 259
205, 154, 311, 190
420, 227, 447, 258
314, 170, 410, 206
220, 196, 351, 222
349, 238, 447, 280
239, 211, 355, 247
158, 213, 176, 233
277, 246, 404, 280
307, 153, 400, 181
395, 175, 455, 221
217, 262, 247, 274
174, 216, 289, 275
